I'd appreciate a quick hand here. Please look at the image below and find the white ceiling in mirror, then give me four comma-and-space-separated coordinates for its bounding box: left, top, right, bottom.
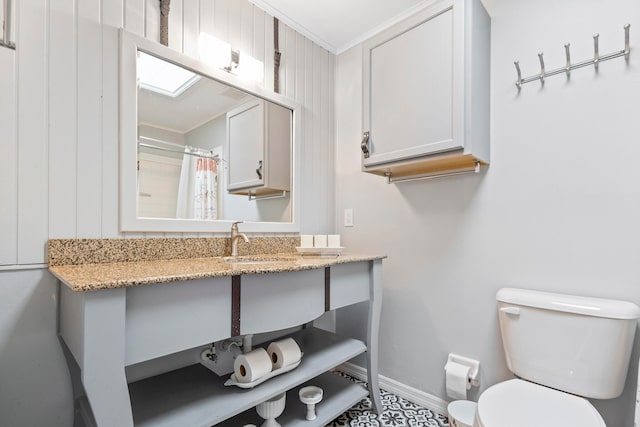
138, 71, 249, 133
247, 0, 435, 54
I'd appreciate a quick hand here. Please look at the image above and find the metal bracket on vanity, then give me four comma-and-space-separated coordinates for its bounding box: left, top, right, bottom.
231, 276, 241, 337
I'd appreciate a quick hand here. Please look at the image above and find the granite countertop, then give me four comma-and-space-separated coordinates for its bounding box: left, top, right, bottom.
49, 253, 386, 292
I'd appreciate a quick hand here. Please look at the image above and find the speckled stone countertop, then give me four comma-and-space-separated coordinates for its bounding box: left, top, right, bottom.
50, 253, 385, 292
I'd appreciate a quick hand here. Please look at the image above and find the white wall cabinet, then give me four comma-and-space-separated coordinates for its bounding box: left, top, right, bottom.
226, 99, 291, 197
361, 0, 490, 182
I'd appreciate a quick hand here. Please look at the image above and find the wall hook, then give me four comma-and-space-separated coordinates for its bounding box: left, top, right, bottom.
514, 61, 522, 89
513, 24, 630, 90
624, 24, 630, 59
538, 53, 545, 83
593, 33, 600, 69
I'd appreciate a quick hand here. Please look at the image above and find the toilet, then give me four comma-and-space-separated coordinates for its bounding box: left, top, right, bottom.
475, 288, 640, 427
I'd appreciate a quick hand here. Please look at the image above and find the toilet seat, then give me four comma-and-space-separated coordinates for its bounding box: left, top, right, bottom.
474, 379, 605, 427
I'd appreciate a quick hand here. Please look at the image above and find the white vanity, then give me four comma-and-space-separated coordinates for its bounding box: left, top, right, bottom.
51, 251, 384, 426
60, 24, 385, 426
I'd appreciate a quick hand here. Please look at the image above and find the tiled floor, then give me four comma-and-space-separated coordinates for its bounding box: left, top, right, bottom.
327, 373, 450, 427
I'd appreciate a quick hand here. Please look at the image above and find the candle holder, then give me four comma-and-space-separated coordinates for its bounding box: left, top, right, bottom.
299, 386, 323, 421
256, 393, 286, 427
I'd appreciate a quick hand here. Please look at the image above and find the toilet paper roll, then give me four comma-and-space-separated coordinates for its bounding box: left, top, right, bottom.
267, 337, 302, 369
233, 348, 272, 383
445, 361, 471, 400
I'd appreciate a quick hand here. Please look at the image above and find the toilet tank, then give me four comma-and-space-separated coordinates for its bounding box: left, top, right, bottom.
496, 288, 639, 399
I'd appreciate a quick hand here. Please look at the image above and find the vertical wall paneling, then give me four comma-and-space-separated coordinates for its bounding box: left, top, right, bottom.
0, 0, 5, 44
318, 47, 335, 231
327, 52, 336, 231
293, 33, 306, 230
76, 0, 103, 238
48, 0, 78, 239
226, 0, 241, 51
182, 0, 199, 57
252, 6, 265, 87
145, 0, 160, 42
239, 1, 253, 57
16, 0, 48, 264
10, 0, 15, 43
167, 0, 183, 52
0, 0, 8, 43
212, 0, 229, 43
316, 44, 328, 232
0, 47, 16, 264
5, 0, 341, 258
101, 0, 124, 238
198, 0, 214, 47
302, 36, 314, 231
294, 33, 305, 106
284, 24, 296, 99
125, 0, 145, 36
311, 44, 322, 232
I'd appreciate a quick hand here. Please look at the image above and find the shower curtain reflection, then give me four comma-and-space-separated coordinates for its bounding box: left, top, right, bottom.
176, 146, 218, 219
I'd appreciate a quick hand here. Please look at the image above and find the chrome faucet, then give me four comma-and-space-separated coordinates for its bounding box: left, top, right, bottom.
230, 221, 249, 257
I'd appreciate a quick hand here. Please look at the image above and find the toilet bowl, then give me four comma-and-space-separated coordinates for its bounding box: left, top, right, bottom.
474, 379, 605, 427
474, 288, 639, 427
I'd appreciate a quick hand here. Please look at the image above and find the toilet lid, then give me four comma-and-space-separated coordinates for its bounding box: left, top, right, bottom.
475, 379, 605, 427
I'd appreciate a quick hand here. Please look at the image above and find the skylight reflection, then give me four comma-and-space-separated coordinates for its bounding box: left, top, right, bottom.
138, 51, 200, 97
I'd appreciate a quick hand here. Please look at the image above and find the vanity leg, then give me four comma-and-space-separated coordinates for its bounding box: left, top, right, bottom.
366, 259, 383, 414
58, 338, 97, 427
80, 289, 134, 426
59, 285, 133, 427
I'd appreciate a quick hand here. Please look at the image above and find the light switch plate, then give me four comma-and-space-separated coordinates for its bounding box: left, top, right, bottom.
344, 208, 353, 227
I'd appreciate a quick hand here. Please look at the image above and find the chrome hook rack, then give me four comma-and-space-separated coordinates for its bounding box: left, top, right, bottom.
514, 24, 630, 89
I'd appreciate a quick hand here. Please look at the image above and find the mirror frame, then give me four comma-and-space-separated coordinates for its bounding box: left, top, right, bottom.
119, 29, 301, 233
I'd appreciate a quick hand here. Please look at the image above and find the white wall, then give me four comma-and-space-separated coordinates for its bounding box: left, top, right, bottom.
335, 0, 640, 425
0, 0, 334, 424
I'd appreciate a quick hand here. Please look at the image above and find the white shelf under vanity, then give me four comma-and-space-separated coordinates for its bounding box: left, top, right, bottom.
130, 328, 368, 426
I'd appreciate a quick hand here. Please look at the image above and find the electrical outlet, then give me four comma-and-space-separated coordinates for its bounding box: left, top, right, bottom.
344, 208, 354, 227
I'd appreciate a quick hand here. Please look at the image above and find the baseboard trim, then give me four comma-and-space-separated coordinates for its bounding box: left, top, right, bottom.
337, 362, 450, 416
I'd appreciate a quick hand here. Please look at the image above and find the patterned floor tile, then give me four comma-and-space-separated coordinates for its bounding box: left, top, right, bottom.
326, 372, 450, 427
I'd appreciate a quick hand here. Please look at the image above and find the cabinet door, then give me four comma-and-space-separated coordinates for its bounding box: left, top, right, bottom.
227, 100, 265, 191
363, 0, 462, 167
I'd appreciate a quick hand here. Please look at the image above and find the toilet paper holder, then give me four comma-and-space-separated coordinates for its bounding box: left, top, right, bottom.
445, 353, 480, 388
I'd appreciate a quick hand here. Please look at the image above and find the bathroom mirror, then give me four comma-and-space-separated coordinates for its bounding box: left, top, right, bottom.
120, 29, 300, 233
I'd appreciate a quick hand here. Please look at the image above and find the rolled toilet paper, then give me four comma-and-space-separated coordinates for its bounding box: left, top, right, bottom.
267, 337, 302, 369
234, 348, 272, 383
445, 361, 471, 400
